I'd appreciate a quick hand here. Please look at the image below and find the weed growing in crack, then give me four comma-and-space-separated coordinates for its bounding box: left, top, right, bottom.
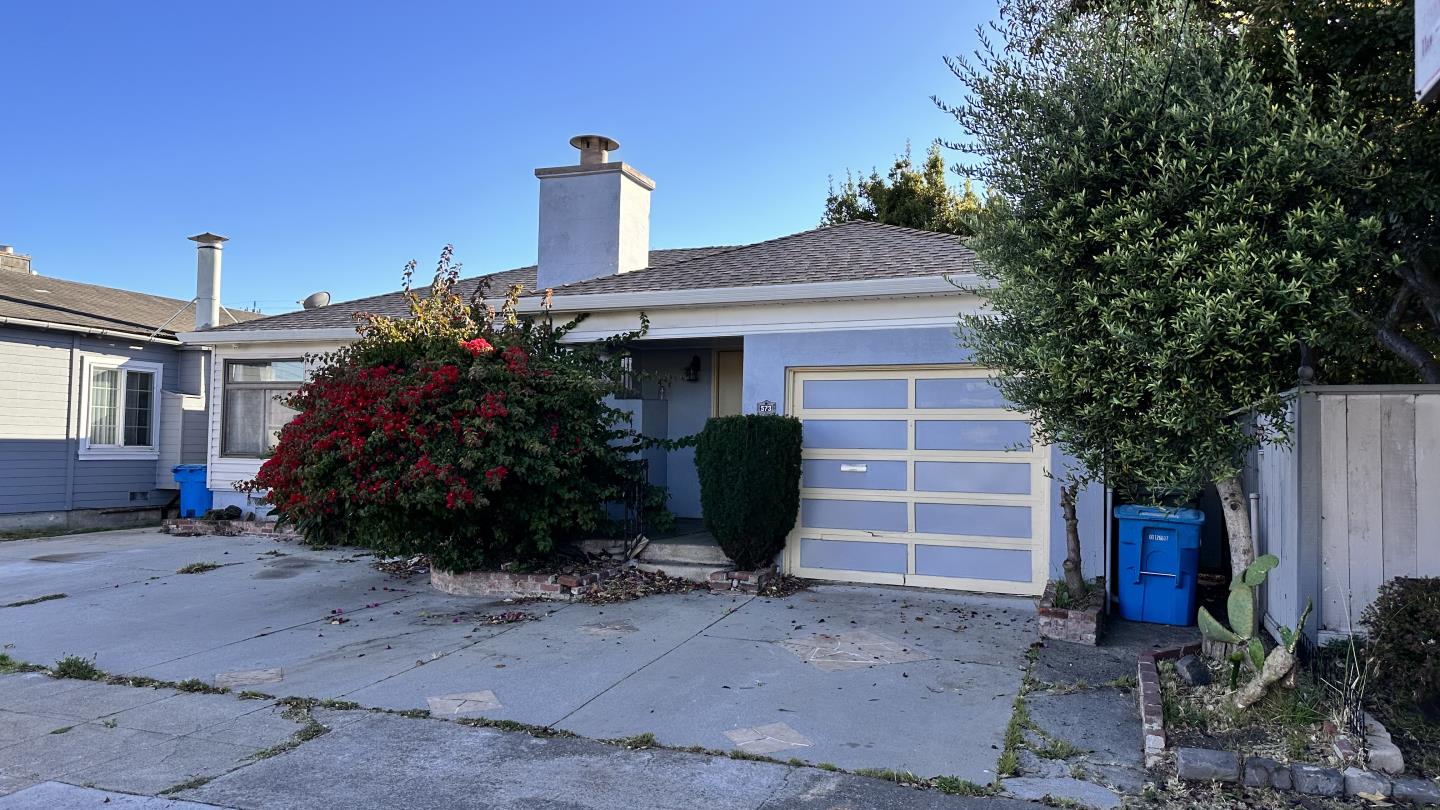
52, 655, 103, 680
3, 593, 67, 608
176, 562, 221, 574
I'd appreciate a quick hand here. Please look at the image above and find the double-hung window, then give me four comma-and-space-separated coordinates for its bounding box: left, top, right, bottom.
80, 358, 163, 459
222, 359, 304, 457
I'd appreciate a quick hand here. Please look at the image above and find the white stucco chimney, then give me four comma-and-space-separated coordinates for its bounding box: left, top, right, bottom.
188, 232, 227, 330
535, 135, 654, 290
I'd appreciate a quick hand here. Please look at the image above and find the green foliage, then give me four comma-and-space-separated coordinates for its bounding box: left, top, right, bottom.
242, 248, 667, 571
52, 655, 103, 681
1361, 576, 1440, 710
823, 142, 985, 236
1080, 0, 1440, 380
694, 415, 803, 569
943, 2, 1388, 499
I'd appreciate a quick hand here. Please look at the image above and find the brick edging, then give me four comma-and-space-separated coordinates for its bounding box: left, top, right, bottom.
707, 566, 776, 593
1137, 642, 1200, 767
1037, 580, 1106, 645
163, 518, 299, 539
1143, 647, 1438, 803
430, 566, 621, 601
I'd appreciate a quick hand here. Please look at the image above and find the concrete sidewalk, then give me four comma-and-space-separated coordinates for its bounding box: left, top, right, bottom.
1, 528, 1040, 804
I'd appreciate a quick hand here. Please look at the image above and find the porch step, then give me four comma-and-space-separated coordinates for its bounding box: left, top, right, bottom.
632, 560, 732, 583
634, 530, 733, 582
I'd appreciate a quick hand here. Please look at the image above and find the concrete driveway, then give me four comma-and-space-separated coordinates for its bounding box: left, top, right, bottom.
0, 528, 1036, 803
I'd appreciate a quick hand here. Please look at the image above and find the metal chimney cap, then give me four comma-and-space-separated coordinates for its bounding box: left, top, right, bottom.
569, 134, 619, 152
569, 134, 619, 165
188, 232, 229, 246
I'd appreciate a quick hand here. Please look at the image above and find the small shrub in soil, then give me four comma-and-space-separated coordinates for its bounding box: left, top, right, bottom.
1359, 576, 1440, 776
694, 415, 803, 570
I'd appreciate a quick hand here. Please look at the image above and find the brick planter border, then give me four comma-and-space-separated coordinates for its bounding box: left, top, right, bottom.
1143, 646, 1437, 804
430, 566, 622, 601
1037, 579, 1106, 645
707, 566, 776, 594
163, 518, 299, 539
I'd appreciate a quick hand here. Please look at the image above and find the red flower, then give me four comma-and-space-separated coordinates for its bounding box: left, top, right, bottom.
462, 337, 494, 356
485, 465, 508, 484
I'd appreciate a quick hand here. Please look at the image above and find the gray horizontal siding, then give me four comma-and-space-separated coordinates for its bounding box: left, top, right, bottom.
0, 325, 190, 515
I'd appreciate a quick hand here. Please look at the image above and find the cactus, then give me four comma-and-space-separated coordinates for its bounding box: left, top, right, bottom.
1196, 552, 1312, 709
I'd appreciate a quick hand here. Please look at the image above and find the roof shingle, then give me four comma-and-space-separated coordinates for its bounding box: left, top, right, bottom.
204, 221, 974, 334
0, 272, 261, 338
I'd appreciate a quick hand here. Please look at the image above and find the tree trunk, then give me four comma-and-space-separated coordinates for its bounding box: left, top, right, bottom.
1215, 475, 1254, 584
1060, 483, 1085, 596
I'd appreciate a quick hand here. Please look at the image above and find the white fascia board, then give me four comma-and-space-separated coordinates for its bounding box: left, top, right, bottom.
178, 327, 360, 345
511, 273, 986, 313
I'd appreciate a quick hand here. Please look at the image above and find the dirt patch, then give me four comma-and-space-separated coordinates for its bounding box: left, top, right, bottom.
28, 552, 104, 563
1161, 657, 1335, 765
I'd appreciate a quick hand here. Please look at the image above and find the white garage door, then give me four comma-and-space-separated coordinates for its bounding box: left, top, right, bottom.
783, 366, 1049, 595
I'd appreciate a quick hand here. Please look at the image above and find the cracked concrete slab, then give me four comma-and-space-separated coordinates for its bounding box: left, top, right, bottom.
214, 668, 283, 689
426, 690, 502, 717
1, 528, 1034, 788
182, 711, 1031, 810
0, 782, 219, 808
724, 721, 813, 754
780, 628, 932, 671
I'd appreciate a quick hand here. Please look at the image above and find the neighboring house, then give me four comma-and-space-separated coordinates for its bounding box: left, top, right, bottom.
180, 135, 1106, 596
0, 235, 259, 531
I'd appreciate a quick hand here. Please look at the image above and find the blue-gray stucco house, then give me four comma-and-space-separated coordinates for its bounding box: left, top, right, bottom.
0, 242, 257, 532
181, 136, 1106, 596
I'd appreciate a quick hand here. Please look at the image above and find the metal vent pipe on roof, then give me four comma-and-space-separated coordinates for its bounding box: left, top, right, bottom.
188, 232, 228, 330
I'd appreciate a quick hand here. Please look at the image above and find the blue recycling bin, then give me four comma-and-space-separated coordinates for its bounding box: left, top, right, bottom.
172, 464, 212, 519
1115, 504, 1204, 626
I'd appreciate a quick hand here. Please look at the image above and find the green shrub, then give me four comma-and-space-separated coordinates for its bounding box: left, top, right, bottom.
1361, 576, 1440, 709
240, 249, 665, 571
694, 415, 803, 569
52, 655, 103, 681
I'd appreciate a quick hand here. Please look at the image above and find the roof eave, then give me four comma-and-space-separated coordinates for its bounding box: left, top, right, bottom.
0, 315, 181, 346
178, 326, 361, 345
511, 273, 987, 313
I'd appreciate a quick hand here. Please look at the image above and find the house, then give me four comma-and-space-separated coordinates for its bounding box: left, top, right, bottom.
179, 136, 1106, 596
0, 236, 259, 532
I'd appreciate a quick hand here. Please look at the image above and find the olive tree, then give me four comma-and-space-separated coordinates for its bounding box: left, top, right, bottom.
940, 2, 1388, 581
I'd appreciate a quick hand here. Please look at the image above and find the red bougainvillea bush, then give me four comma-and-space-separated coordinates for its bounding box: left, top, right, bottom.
240, 247, 660, 572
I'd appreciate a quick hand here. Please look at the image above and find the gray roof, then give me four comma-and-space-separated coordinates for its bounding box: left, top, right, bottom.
0, 271, 261, 339
205, 221, 975, 334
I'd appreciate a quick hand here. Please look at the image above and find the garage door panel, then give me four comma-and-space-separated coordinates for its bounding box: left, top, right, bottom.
801, 498, 908, 532
914, 420, 1031, 451
914, 461, 1031, 495
800, 537, 908, 574
803, 419, 908, 450
787, 366, 1047, 595
914, 545, 1032, 582
802, 378, 908, 409
915, 377, 1011, 409
914, 503, 1031, 538
802, 459, 907, 490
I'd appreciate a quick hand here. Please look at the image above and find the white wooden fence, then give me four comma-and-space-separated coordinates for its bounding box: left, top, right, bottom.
1247, 386, 1440, 641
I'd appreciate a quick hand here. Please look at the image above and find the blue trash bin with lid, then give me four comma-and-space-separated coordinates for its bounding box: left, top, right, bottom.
1115, 504, 1204, 626
172, 464, 212, 519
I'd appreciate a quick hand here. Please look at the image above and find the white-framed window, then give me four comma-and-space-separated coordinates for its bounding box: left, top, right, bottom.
78, 357, 164, 460
221, 359, 304, 458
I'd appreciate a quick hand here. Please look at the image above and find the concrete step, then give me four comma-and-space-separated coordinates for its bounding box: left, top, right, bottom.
639, 532, 730, 566
632, 559, 733, 583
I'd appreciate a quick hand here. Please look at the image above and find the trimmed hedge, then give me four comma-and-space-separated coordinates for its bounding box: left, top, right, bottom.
694, 415, 804, 570
1361, 576, 1440, 710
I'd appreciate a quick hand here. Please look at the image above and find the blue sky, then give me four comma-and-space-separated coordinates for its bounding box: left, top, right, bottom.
3, 1, 995, 314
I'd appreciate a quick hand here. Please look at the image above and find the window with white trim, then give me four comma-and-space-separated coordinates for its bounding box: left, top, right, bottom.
80, 358, 163, 459
222, 359, 304, 457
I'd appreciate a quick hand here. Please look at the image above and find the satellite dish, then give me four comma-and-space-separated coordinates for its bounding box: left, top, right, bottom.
300, 291, 331, 310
